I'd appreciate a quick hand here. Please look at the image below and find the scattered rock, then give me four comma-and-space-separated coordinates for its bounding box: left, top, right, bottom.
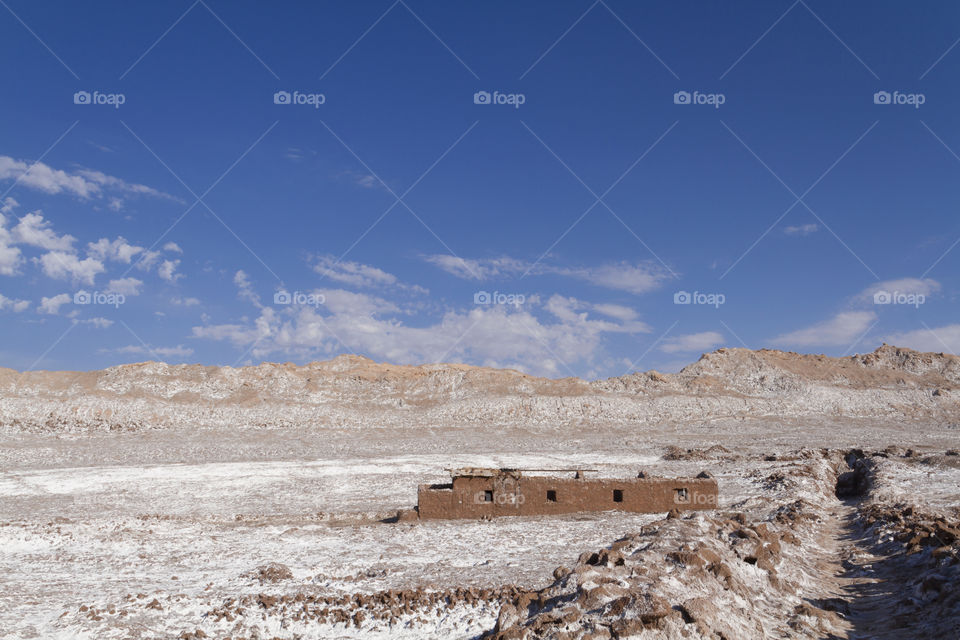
246, 563, 293, 584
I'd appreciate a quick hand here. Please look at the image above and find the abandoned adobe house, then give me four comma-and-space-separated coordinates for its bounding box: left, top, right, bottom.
417, 468, 718, 520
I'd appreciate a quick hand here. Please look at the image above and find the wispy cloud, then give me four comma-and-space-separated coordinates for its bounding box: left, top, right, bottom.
660, 331, 725, 353
193, 274, 652, 377
108, 344, 195, 358
424, 254, 673, 295
784, 223, 819, 236
855, 277, 940, 303
773, 311, 877, 347
884, 324, 960, 354
337, 169, 388, 191
0, 155, 179, 203
313, 255, 427, 293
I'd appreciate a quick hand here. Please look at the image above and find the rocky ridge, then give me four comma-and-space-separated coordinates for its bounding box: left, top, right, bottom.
1, 345, 958, 433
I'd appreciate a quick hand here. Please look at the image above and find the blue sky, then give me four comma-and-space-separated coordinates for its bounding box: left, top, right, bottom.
0, 0, 958, 378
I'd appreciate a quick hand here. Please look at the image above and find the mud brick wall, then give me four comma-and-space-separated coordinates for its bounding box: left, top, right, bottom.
418, 475, 718, 520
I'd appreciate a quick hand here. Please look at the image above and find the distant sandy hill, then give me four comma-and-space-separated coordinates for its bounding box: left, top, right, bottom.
0, 345, 957, 432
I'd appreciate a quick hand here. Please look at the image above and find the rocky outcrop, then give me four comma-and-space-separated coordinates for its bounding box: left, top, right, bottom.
482, 453, 847, 640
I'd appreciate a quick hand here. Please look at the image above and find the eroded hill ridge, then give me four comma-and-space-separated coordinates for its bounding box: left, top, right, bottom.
1, 344, 958, 432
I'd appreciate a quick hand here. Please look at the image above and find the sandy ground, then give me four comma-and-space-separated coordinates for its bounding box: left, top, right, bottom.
1, 419, 958, 639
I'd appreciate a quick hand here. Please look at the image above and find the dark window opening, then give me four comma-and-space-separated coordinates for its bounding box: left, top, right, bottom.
613, 489, 624, 503
675, 488, 689, 502
482, 490, 493, 503
546, 490, 557, 502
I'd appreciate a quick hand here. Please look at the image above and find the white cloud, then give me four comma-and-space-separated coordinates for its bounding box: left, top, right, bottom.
192, 322, 263, 347
424, 254, 672, 294
154, 345, 194, 357
543, 295, 651, 333
111, 344, 194, 358
106, 277, 142, 296
856, 278, 940, 303
314, 256, 397, 288
163, 242, 182, 253
0, 240, 21, 275
234, 270, 259, 305
11, 212, 75, 251
321, 288, 400, 316
285, 147, 317, 161
354, 174, 379, 189
0, 204, 181, 288
0, 293, 30, 312
38, 293, 72, 315
338, 169, 387, 191
193, 285, 652, 377
83, 317, 113, 329
423, 255, 523, 280
773, 311, 877, 347
558, 263, 670, 295
37, 251, 104, 285
660, 331, 725, 353
158, 259, 182, 283
0, 201, 18, 274
591, 303, 638, 322
313, 255, 426, 293
784, 223, 819, 236
75, 168, 178, 201
132, 250, 162, 270
171, 295, 201, 306
0, 156, 178, 204
0, 156, 98, 198
884, 325, 960, 355
87, 237, 144, 263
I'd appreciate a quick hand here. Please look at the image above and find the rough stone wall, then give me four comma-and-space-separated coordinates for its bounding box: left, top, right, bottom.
417, 475, 718, 520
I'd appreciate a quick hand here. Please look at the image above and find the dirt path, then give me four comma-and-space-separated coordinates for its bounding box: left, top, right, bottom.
826, 502, 950, 640
803, 502, 903, 638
